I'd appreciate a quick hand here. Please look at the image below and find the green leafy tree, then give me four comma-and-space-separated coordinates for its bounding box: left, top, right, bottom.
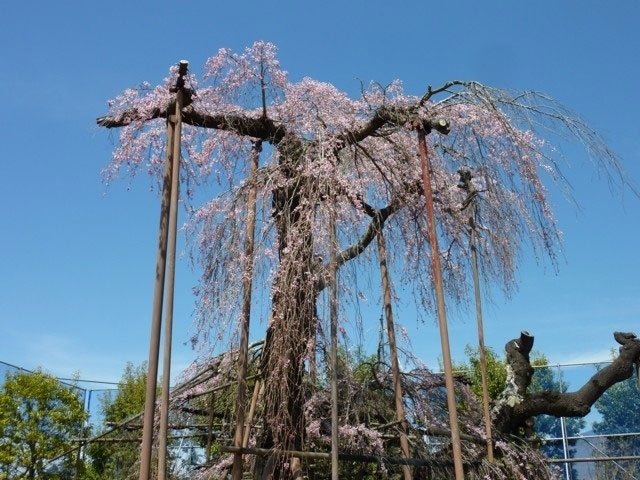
0, 370, 86, 479
455, 345, 508, 401
85, 362, 147, 479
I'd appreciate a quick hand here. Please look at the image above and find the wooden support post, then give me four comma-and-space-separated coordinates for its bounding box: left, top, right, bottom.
376, 229, 413, 480
417, 129, 464, 480
158, 62, 186, 480
329, 195, 339, 480
242, 377, 263, 448
460, 169, 494, 462
206, 392, 216, 463
469, 209, 495, 462
231, 140, 262, 480
138, 104, 175, 480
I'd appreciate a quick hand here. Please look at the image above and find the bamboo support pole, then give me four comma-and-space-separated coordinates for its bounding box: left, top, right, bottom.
74, 434, 211, 443
329, 194, 339, 480
185, 373, 261, 400
376, 229, 413, 480
206, 392, 216, 463
243, 377, 264, 447
219, 446, 479, 468
231, 140, 262, 480
138, 100, 175, 480
158, 62, 186, 480
417, 129, 464, 480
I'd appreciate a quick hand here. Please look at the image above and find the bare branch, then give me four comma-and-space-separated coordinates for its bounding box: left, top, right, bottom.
418, 80, 471, 106
315, 200, 403, 292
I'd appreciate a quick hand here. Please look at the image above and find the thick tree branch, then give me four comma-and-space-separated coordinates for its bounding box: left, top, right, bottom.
96, 107, 166, 127
335, 107, 450, 150
97, 105, 286, 144
337, 201, 400, 267
493, 331, 640, 434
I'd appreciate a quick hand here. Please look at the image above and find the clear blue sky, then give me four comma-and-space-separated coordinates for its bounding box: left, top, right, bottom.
0, 0, 638, 387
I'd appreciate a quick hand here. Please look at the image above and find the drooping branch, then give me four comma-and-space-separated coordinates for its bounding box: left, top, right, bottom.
493, 331, 640, 434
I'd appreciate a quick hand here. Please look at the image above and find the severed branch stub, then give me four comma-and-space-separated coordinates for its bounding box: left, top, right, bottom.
493, 330, 640, 435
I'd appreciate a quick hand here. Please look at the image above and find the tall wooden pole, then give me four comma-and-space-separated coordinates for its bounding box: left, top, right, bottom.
417, 129, 464, 480
138, 105, 175, 480
231, 140, 262, 480
138, 61, 188, 480
469, 207, 495, 462
158, 62, 186, 480
329, 195, 339, 480
376, 229, 413, 480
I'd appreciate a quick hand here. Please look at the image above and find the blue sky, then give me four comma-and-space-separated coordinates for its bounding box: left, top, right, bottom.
0, 0, 638, 392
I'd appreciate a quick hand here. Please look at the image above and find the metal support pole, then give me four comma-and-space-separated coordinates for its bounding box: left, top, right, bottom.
329, 195, 339, 480
158, 67, 185, 480
469, 206, 494, 462
417, 129, 464, 480
138, 102, 175, 480
560, 416, 572, 480
376, 229, 413, 480
231, 140, 261, 480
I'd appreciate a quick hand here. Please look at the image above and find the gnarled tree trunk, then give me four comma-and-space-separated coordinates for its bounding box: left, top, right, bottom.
255, 139, 316, 480
493, 331, 640, 436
